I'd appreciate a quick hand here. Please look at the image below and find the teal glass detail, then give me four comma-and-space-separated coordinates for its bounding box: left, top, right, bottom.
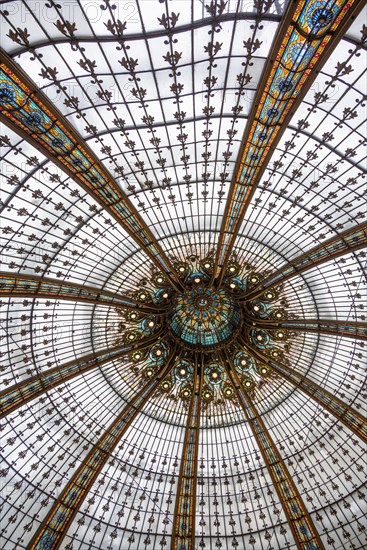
168, 287, 241, 349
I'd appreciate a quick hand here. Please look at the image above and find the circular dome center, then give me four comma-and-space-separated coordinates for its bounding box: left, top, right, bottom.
167, 286, 242, 349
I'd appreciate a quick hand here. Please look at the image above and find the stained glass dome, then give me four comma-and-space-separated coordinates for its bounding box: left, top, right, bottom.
168, 286, 242, 348
0, 1, 366, 550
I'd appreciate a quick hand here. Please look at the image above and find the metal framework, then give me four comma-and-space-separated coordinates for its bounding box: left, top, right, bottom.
247, 345, 367, 444
250, 318, 367, 341
27, 345, 178, 550
223, 355, 325, 550
0, 272, 166, 312
0, 49, 184, 292
170, 355, 202, 550
0, 1, 365, 548
0, 329, 163, 418
213, 0, 362, 283
240, 221, 367, 302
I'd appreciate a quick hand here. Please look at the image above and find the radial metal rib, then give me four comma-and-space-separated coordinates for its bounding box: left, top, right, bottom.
213, 0, 363, 284
0, 272, 167, 312
171, 354, 202, 550
27, 344, 178, 550
240, 222, 367, 302
223, 353, 325, 550
0, 329, 163, 418
248, 345, 367, 444
0, 49, 183, 292
249, 318, 367, 341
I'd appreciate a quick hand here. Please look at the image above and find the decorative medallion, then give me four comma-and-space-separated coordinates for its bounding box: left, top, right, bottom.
168, 286, 242, 350
112, 253, 293, 407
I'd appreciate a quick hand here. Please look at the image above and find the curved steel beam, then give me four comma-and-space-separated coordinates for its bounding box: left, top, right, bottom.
213, 0, 363, 284
171, 355, 202, 550
27, 344, 178, 550
222, 352, 325, 550
0, 328, 163, 418
239, 221, 367, 301
6, 12, 282, 56
249, 318, 367, 341
6, 11, 364, 59
247, 345, 367, 444
0, 272, 167, 312
0, 49, 183, 292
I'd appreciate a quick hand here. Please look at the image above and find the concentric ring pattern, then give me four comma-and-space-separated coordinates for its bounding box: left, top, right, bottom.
167, 286, 242, 348
0, 1, 366, 550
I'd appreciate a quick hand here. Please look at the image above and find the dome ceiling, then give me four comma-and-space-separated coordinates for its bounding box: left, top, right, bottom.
0, 1, 366, 550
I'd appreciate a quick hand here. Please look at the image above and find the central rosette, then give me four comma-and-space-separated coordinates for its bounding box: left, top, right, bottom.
167, 285, 242, 350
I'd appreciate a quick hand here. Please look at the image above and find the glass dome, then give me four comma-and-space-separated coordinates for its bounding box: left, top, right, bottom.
167, 286, 242, 348
0, 1, 366, 550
